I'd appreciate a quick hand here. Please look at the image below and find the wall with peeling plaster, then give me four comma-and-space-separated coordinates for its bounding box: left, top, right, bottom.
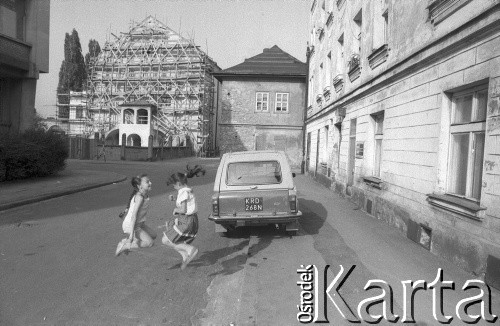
306, 0, 500, 286
216, 78, 306, 172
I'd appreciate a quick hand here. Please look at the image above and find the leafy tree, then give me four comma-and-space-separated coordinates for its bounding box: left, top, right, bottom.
57, 29, 86, 104
85, 39, 101, 70
31, 109, 47, 131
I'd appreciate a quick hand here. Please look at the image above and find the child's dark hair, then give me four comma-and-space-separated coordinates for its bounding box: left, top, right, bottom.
126, 174, 148, 208
166, 165, 205, 186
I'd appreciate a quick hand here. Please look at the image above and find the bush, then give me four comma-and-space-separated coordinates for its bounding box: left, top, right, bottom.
0, 129, 68, 181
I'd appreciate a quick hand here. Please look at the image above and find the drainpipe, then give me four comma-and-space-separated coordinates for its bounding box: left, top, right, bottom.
302, 44, 311, 174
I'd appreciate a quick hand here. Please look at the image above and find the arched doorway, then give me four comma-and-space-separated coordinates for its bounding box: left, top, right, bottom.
105, 129, 119, 145
127, 134, 141, 147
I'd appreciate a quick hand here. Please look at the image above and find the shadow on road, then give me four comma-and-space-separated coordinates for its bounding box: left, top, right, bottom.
298, 198, 327, 235
190, 225, 295, 277
189, 239, 250, 275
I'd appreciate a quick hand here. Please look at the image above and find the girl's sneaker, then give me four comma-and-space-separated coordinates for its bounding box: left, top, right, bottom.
115, 239, 129, 256
181, 248, 198, 270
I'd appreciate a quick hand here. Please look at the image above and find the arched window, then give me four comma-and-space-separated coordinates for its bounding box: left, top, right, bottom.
123, 109, 134, 124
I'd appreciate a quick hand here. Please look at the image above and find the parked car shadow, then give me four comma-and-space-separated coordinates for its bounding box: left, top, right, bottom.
297, 198, 327, 235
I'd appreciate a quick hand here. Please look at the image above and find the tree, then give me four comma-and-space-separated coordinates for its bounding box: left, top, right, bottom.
85, 39, 101, 70
57, 29, 86, 104
31, 109, 47, 131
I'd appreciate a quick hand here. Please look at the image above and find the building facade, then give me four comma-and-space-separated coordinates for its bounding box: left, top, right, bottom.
213, 46, 307, 171
0, 0, 50, 135
55, 91, 88, 136
306, 0, 500, 287
82, 16, 220, 155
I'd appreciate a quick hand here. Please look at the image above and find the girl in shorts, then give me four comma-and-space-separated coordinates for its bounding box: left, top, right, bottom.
116, 174, 157, 256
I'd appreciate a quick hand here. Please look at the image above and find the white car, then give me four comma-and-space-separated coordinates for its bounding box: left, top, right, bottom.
208, 150, 302, 235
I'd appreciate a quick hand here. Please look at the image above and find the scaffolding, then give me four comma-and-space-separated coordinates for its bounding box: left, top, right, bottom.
55, 91, 92, 136
86, 16, 220, 155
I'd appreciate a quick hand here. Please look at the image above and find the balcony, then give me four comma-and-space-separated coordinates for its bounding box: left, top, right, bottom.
323, 86, 331, 101
368, 44, 389, 69
427, 0, 472, 25
316, 27, 325, 41
0, 34, 31, 72
316, 94, 323, 104
347, 54, 361, 82
333, 75, 344, 93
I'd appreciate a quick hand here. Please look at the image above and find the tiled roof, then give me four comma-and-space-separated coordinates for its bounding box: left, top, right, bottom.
213, 45, 306, 79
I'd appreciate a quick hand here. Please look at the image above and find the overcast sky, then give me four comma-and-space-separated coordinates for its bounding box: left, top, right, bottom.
36, 0, 309, 117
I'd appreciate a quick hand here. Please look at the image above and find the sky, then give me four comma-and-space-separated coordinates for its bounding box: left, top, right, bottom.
36, 0, 310, 117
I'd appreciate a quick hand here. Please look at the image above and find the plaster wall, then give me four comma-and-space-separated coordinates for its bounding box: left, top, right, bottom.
217, 77, 306, 171
307, 0, 500, 280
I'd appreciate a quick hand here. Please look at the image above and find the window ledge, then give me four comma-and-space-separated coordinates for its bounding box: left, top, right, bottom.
368, 44, 389, 69
426, 193, 486, 220
363, 176, 383, 189
427, 0, 472, 25
348, 64, 361, 82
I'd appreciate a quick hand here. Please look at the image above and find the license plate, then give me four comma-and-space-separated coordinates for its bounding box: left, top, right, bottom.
245, 197, 263, 211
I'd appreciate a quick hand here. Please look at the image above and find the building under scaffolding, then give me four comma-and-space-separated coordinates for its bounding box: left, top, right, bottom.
55, 91, 89, 136
58, 16, 220, 156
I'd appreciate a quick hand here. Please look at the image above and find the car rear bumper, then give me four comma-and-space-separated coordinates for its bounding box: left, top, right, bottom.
209, 210, 302, 225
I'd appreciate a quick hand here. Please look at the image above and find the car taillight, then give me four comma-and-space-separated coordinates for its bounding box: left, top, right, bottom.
289, 194, 297, 213
212, 194, 219, 216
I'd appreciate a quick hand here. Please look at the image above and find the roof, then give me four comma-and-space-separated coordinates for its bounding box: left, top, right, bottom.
212, 45, 306, 80
224, 150, 287, 162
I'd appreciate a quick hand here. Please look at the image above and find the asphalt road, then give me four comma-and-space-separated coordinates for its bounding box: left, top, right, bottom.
0, 159, 498, 325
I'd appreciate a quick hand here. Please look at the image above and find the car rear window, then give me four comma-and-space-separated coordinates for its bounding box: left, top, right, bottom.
226, 161, 282, 185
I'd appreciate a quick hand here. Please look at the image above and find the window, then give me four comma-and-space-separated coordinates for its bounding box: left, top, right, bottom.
326, 52, 332, 89
353, 9, 362, 55
0, 1, 25, 40
371, 111, 384, 178
137, 109, 148, 124
324, 125, 329, 155
336, 33, 345, 75
383, 10, 389, 45
226, 161, 282, 185
123, 109, 134, 124
256, 92, 269, 112
76, 108, 83, 119
275, 93, 289, 112
447, 86, 487, 201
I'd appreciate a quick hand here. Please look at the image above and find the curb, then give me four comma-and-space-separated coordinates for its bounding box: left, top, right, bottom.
0, 176, 128, 212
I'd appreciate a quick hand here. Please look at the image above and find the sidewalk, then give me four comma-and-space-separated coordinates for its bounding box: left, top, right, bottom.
0, 164, 127, 212
234, 174, 500, 325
